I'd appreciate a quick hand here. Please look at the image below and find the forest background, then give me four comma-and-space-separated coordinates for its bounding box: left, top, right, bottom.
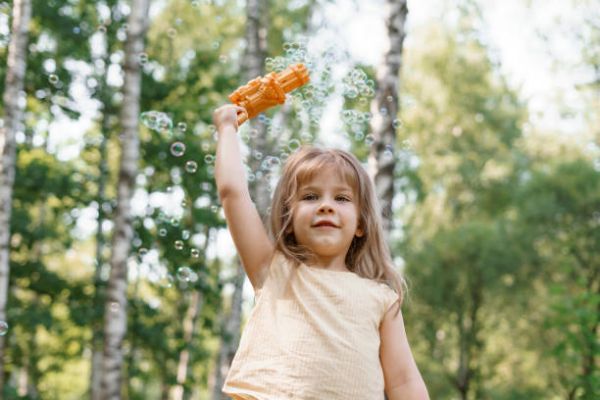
0, 0, 598, 399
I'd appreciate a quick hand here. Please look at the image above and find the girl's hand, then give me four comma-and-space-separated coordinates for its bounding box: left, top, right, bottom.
213, 104, 247, 132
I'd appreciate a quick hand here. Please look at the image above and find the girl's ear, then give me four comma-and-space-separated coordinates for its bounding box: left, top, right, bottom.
355, 227, 364, 237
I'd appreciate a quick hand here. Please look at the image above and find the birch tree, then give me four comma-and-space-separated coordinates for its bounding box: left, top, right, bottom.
100, 0, 150, 398
0, 0, 31, 392
368, 0, 408, 237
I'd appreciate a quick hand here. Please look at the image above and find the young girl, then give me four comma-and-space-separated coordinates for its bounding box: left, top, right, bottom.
213, 104, 429, 400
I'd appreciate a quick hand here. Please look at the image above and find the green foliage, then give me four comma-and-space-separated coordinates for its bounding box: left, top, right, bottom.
2, 0, 599, 398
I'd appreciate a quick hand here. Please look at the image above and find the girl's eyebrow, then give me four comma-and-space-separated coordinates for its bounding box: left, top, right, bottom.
299, 185, 353, 193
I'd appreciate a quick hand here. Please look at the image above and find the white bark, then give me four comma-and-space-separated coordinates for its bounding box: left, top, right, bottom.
368, 0, 408, 237
100, 0, 150, 398
171, 290, 203, 400
0, 0, 31, 392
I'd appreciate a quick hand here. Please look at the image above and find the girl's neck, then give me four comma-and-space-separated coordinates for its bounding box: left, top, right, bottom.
307, 254, 350, 272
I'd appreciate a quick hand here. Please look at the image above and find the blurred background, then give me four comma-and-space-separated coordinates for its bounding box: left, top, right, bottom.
0, 0, 598, 399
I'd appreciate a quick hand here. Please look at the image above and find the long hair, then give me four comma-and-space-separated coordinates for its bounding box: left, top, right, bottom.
269, 146, 406, 313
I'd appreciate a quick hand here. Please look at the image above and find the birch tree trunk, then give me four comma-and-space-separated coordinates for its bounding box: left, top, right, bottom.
171, 227, 211, 400
171, 290, 203, 400
0, 0, 31, 392
100, 0, 150, 398
211, 1, 269, 398
368, 0, 408, 238
90, 113, 110, 400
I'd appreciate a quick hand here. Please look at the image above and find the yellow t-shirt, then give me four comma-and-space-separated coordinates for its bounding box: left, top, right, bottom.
222, 251, 399, 400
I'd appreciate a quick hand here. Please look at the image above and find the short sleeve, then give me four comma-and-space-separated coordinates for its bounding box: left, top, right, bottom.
379, 284, 400, 324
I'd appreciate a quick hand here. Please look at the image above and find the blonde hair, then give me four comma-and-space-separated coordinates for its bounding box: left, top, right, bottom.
269, 146, 406, 313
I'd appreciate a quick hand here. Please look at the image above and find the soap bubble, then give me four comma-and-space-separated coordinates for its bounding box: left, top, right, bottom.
140, 111, 173, 134
174, 240, 184, 250
185, 160, 198, 173
138, 248, 148, 257
191, 248, 200, 258
0, 320, 8, 336
176, 266, 193, 282
170, 142, 186, 157
138, 52, 148, 65
204, 154, 215, 164
287, 139, 301, 151
48, 74, 59, 85
177, 122, 187, 132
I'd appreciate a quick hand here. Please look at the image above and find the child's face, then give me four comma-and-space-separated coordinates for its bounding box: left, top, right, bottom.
291, 167, 363, 266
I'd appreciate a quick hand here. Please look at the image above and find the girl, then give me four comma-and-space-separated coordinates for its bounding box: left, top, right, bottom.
213, 104, 429, 400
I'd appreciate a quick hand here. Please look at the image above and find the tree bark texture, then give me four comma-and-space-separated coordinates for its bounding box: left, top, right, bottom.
100, 0, 150, 398
0, 0, 31, 393
368, 0, 408, 238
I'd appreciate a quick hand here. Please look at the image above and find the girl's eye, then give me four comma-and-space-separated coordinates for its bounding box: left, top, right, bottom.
336, 196, 351, 202
302, 193, 317, 201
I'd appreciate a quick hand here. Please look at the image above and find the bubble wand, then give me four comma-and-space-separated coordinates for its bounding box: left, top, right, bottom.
228, 63, 310, 126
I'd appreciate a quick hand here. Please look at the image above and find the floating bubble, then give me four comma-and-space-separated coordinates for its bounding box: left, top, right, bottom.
174, 240, 184, 250
191, 248, 200, 258
159, 228, 167, 237
344, 86, 358, 99
204, 154, 215, 164
138, 248, 148, 257
176, 266, 193, 282
182, 230, 190, 240
392, 119, 402, 129
365, 134, 375, 145
48, 74, 59, 85
140, 111, 173, 133
138, 52, 148, 65
0, 320, 8, 336
287, 139, 301, 151
383, 144, 395, 161
300, 132, 312, 143
170, 142, 186, 157
185, 160, 198, 173
177, 122, 187, 132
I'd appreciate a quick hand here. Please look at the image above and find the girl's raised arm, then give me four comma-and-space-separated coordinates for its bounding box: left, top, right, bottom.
213, 104, 274, 292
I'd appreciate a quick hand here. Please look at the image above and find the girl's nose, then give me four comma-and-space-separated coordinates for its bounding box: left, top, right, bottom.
317, 201, 334, 213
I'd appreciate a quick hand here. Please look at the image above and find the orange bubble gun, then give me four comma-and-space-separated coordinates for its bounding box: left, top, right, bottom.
228, 63, 310, 125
